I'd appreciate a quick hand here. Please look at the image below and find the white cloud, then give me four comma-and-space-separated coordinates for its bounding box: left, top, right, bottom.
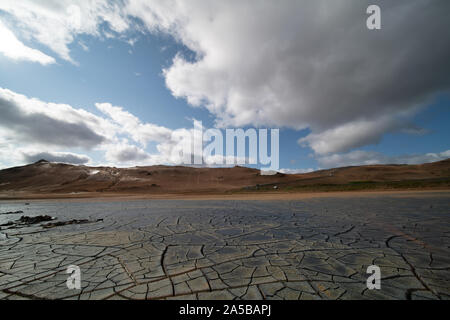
104, 142, 151, 164
279, 168, 315, 174
126, 0, 450, 154
96, 103, 172, 145
1, 87, 448, 171
317, 150, 450, 169
0, 20, 55, 65
127, 38, 138, 46
298, 115, 404, 155
78, 40, 89, 52
0, 0, 129, 63
0, 137, 21, 169
0, 88, 221, 168
0, 88, 111, 148
1, 1, 449, 167
0, 88, 181, 167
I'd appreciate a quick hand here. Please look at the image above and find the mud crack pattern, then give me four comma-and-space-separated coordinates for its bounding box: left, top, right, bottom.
0, 196, 449, 300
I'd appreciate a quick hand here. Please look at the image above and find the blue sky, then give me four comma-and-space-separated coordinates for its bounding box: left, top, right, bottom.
0, 1, 449, 172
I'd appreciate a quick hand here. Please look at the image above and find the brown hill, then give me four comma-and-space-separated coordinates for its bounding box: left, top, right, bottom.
274, 159, 450, 192
0, 159, 449, 199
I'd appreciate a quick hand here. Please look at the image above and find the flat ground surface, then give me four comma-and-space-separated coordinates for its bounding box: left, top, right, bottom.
0, 193, 449, 300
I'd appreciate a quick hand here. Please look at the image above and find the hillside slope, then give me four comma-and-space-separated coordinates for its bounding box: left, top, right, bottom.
0, 159, 449, 198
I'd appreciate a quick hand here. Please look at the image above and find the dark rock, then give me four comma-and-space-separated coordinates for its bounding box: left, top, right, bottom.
43, 218, 103, 229
0, 210, 24, 215
43, 219, 88, 228
18, 215, 53, 224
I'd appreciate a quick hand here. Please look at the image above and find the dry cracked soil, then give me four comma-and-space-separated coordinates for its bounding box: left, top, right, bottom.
0, 194, 449, 300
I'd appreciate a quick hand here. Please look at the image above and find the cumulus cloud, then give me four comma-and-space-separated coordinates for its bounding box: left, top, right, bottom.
0, 87, 214, 168
298, 115, 404, 155
104, 143, 151, 163
0, 88, 108, 148
0, 88, 223, 168
0, 20, 55, 65
0, 88, 183, 167
317, 150, 450, 169
126, 0, 450, 154
1, 1, 449, 167
1, 86, 447, 170
21, 151, 91, 165
96, 103, 172, 145
0, 0, 129, 62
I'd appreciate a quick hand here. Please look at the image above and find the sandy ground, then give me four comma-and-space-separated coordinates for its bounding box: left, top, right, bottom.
0, 189, 449, 202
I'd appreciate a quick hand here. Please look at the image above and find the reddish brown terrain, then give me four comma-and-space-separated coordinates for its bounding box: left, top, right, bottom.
0, 159, 449, 199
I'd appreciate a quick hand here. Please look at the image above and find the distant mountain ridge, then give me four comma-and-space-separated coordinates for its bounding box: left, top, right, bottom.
0, 159, 449, 198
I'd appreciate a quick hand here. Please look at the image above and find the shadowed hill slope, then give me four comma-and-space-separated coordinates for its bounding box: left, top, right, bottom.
0, 159, 449, 197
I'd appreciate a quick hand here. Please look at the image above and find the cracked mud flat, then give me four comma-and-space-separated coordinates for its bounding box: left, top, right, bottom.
0, 195, 449, 300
